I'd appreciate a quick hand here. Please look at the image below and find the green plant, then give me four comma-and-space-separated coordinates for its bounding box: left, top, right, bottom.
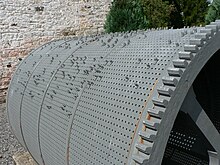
104, 0, 148, 33
206, 0, 220, 24
141, 0, 173, 28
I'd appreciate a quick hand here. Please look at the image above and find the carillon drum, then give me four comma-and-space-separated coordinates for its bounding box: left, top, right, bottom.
7, 20, 220, 165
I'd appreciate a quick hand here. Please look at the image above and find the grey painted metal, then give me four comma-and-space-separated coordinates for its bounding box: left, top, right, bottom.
7, 39, 64, 147
7, 39, 71, 164
181, 87, 220, 156
7, 20, 220, 165
209, 151, 220, 165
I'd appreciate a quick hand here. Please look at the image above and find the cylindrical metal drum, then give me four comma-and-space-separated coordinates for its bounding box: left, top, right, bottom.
7, 20, 220, 165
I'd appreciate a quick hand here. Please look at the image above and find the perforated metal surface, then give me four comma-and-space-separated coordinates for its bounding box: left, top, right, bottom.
7, 20, 220, 165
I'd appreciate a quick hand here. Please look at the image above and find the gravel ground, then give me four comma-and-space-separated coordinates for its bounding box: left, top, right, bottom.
0, 103, 25, 165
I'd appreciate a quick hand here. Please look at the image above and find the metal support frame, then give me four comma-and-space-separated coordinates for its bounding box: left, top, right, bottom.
181, 87, 220, 164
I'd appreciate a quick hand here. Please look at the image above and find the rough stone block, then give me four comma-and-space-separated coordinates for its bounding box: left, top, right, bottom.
13, 152, 38, 165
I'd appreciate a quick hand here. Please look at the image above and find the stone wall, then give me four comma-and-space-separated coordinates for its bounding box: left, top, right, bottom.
0, 0, 111, 103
